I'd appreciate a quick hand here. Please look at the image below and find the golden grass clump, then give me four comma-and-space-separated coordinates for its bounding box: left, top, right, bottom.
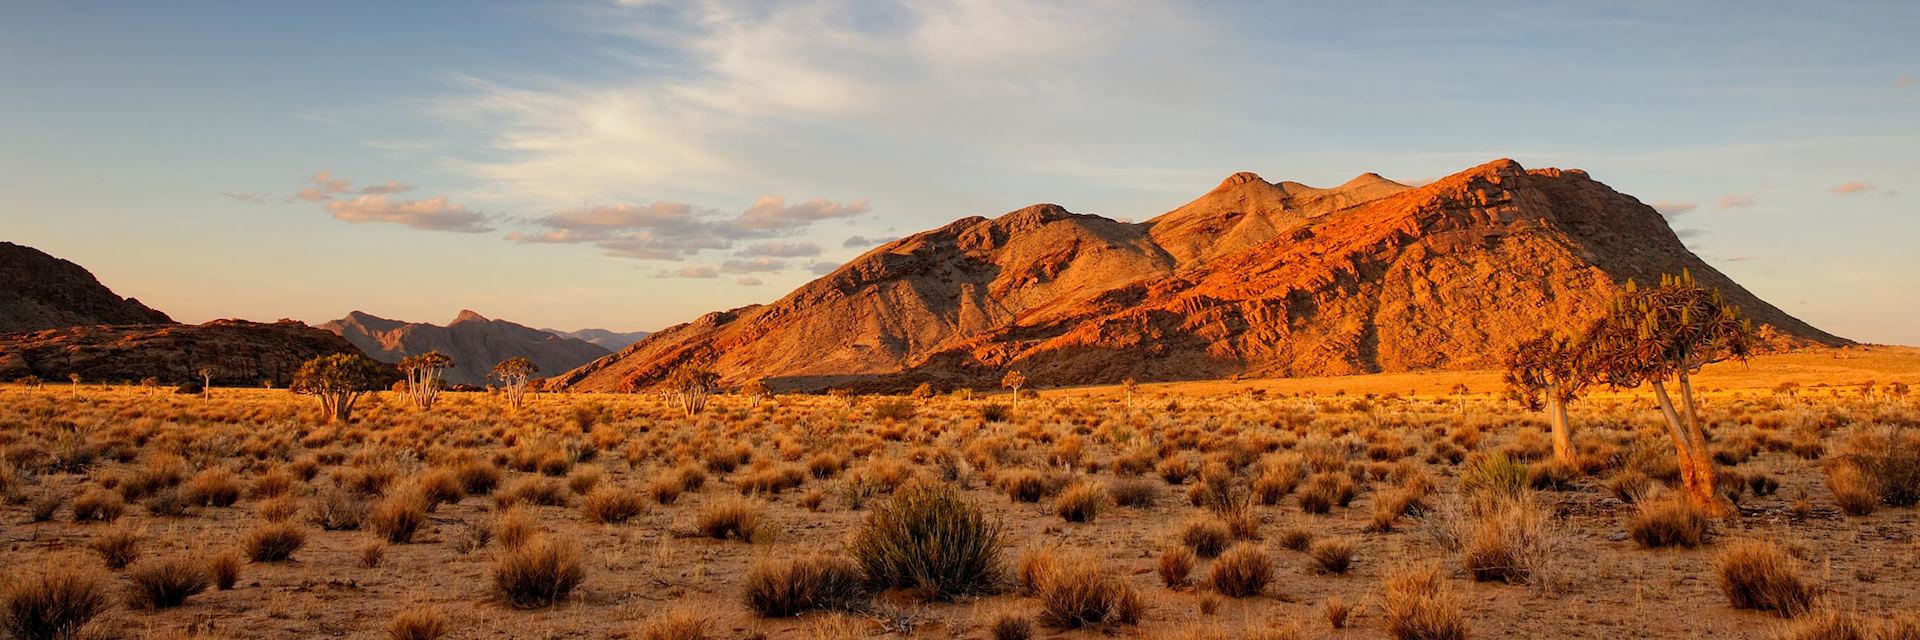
635, 610, 708, 640
1031, 554, 1142, 629
386, 606, 449, 640
206, 552, 242, 590
848, 480, 1003, 600
69, 489, 125, 523
741, 553, 868, 617
1206, 542, 1273, 598
1157, 545, 1195, 587
1714, 540, 1817, 617
125, 557, 212, 609
1628, 494, 1711, 548
1381, 563, 1469, 640
1179, 517, 1233, 558
243, 522, 307, 562
694, 496, 764, 541
1053, 480, 1106, 523
1308, 538, 1355, 575
88, 526, 141, 570
582, 486, 649, 524
490, 535, 586, 608
369, 491, 429, 543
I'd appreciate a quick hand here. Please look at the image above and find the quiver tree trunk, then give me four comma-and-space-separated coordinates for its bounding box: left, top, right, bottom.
1651, 378, 1723, 514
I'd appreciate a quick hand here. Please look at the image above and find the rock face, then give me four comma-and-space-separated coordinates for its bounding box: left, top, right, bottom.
556, 159, 1848, 393
542, 328, 653, 352
0, 319, 360, 387
322, 310, 611, 386
0, 241, 173, 331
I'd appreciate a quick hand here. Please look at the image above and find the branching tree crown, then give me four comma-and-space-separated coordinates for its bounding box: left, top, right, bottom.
491, 357, 539, 411
399, 351, 454, 411
292, 354, 388, 424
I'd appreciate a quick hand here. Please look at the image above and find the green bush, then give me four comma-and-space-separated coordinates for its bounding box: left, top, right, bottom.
849, 480, 1003, 600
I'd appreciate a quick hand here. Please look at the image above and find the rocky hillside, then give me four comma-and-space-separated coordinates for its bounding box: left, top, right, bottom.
542, 328, 652, 352
556, 159, 1847, 393
322, 310, 611, 386
1, 241, 172, 331
0, 319, 360, 387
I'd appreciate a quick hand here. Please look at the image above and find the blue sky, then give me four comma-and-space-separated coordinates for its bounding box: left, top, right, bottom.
2, 1, 1915, 343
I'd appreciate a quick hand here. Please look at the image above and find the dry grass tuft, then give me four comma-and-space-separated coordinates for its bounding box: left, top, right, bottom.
694, 496, 764, 541
386, 606, 449, 640
1381, 563, 1468, 640
582, 486, 648, 524
490, 535, 586, 608
1, 560, 113, 640
88, 526, 141, 570
1157, 545, 1195, 588
741, 554, 867, 617
1628, 494, 1711, 548
1206, 542, 1273, 598
1714, 540, 1817, 617
125, 557, 211, 609
1308, 538, 1355, 575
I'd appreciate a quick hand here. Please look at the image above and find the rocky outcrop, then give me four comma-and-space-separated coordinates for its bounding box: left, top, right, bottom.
0, 319, 359, 387
322, 310, 611, 386
0, 241, 172, 331
556, 159, 1848, 393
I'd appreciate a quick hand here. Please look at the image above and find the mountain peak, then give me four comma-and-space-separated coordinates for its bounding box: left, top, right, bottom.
451, 309, 489, 324
1215, 171, 1268, 190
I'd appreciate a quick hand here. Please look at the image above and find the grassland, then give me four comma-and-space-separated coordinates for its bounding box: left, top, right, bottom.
0, 346, 1916, 639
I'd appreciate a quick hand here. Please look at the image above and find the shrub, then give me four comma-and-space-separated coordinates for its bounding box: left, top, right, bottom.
0, 561, 113, 640
360, 541, 387, 568
1206, 542, 1273, 598
646, 473, 685, 505
310, 488, 370, 531
567, 466, 603, 495
415, 468, 466, 508
583, 486, 649, 524
1324, 596, 1354, 629
1836, 428, 1920, 508
244, 522, 306, 562
1527, 459, 1580, 491
694, 497, 763, 541
369, 492, 429, 543
1054, 481, 1106, 523
1461, 454, 1528, 499
636, 610, 708, 640
1276, 527, 1314, 552
1297, 472, 1356, 514
256, 496, 300, 522
1381, 563, 1469, 640
1107, 477, 1159, 508
495, 507, 539, 550
988, 612, 1035, 640
69, 490, 124, 523
454, 461, 501, 496
1826, 461, 1880, 517
1715, 541, 1817, 617
181, 469, 243, 507
88, 526, 141, 570
125, 557, 211, 609
742, 554, 867, 617
1773, 609, 1864, 640
496, 477, 570, 508
1033, 555, 1140, 629
1628, 494, 1711, 548
1606, 469, 1654, 504
1308, 538, 1355, 575
490, 535, 586, 608
735, 465, 806, 495
1462, 496, 1555, 584
206, 552, 242, 590
849, 480, 1003, 600
1180, 517, 1233, 558
386, 607, 449, 640
1157, 546, 1194, 587
998, 470, 1056, 503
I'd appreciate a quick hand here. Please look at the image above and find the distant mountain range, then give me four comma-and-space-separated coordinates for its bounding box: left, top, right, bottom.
0, 242, 359, 385
541, 327, 652, 352
320, 310, 612, 386
555, 159, 1846, 393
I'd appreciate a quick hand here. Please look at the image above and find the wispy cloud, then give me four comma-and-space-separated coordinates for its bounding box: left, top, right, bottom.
1717, 194, 1756, 209
220, 191, 269, 204
842, 234, 894, 249
738, 241, 821, 257
1650, 200, 1698, 217
1830, 181, 1878, 195
358, 180, 415, 195
735, 276, 763, 286
656, 265, 719, 278
325, 195, 494, 233
720, 257, 785, 273
508, 195, 867, 261
296, 170, 351, 202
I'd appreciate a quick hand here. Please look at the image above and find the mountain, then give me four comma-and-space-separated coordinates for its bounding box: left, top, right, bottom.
542, 328, 653, 352
322, 310, 611, 386
1, 241, 173, 331
0, 319, 360, 387
555, 159, 1847, 393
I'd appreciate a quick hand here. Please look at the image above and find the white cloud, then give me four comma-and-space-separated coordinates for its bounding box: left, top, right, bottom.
297, 170, 351, 202
657, 265, 719, 278
1717, 194, 1756, 208
358, 180, 415, 195
735, 276, 763, 286
509, 195, 865, 260
1830, 181, 1877, 195
720, 257, 786, 273
325, 195, 494, 233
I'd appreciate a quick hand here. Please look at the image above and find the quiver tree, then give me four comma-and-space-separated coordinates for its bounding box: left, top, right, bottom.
398, 351, 454, 410
740, 378, 770, 406
292, 354, 388, 424
1503, 332, 1592, 466
1586, 272, 1754, 513
197, 367, 215, 399
664, 366, 719, 417
1001, 370, 1026, 407
491, 357, 538, 411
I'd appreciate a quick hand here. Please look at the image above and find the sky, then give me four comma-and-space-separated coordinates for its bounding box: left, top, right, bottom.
1, 1, 1915, 344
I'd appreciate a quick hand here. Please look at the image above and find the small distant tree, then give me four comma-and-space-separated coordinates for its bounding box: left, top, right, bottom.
740, 378, 771, 406
491, 357, 538, 411
1503, 332, 1593, 466
68, 373, 82, 394
1890, 382, 1910, 399
911, 382, 936, 400
398, 351, 454, 410
1001, 370, 1026, 407
664, 366, 719, 417
1773, 381, 1800, 400
1120, 377, 1138, 406
197, 367, 214, 399
292, 354, 388, 424
1585, 272, 1754, 513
